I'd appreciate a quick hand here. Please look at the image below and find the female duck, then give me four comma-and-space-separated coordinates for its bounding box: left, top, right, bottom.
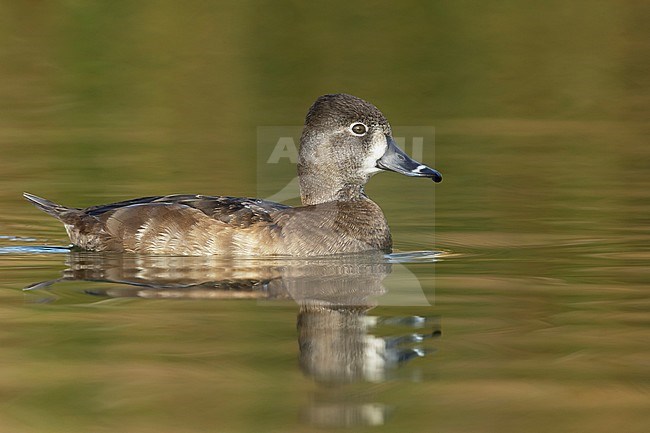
24, 94, 442, 256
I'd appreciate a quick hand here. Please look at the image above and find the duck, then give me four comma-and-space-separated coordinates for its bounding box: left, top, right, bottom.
23, 94, 442, 256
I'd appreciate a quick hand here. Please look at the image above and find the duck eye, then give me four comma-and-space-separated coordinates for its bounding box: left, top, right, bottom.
350, 122, 368, 136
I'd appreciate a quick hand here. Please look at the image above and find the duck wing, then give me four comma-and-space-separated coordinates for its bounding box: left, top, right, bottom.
25, 193, 292, 254
84, 194, 291, 227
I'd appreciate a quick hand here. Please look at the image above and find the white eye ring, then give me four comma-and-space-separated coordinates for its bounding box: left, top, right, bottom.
349, 122, 368, 136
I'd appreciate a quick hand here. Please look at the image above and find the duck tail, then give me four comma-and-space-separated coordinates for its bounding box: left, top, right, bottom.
23, 192, 71, 220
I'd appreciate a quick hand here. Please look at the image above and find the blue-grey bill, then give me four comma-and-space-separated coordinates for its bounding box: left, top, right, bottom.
377, 135, 443, 183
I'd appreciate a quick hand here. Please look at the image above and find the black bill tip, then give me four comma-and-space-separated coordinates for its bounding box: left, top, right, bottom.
409, 164, 443, 182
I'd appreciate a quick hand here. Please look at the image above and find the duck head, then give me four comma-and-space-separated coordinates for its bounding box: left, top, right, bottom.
298, 94, 442, 205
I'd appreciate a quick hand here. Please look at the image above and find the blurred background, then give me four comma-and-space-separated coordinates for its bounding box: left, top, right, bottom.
0, 1, 648, 432
1, 1, 647, 215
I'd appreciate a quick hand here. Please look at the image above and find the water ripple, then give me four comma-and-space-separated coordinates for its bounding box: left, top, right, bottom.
0, 245, 70, 255
386, 250, 447, 263
0, 235, 37, 242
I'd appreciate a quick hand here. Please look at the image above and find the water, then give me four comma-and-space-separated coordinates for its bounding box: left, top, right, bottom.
1, 2, 649, 432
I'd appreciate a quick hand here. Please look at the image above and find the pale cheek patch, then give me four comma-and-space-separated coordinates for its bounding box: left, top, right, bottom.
362, 134, 388, 175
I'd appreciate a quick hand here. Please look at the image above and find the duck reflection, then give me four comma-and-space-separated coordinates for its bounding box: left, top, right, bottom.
27, 252, 285, 299
27, 251, 440, 428
298, 300, 439, 428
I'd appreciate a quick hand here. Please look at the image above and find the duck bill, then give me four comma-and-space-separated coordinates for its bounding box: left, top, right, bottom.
376, 135, 442, 182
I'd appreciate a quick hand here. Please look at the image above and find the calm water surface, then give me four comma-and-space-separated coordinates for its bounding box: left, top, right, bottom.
1, 2, 648, 433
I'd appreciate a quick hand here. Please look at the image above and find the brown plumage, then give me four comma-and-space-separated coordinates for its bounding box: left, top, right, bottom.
24, 94, 442, 256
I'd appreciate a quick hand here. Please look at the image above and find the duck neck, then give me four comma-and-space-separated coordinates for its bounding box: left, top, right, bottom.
299, 168, 366, 205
